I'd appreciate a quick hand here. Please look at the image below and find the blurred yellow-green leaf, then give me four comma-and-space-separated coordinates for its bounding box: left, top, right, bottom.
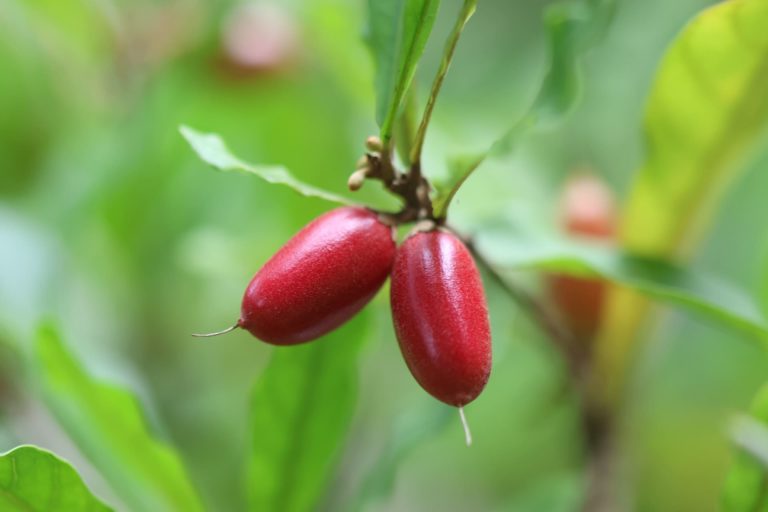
622, 0, 768, 257
593, 0, 768, 407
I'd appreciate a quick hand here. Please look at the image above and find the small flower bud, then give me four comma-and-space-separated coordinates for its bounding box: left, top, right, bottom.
347, 168, 368, 191
365, 136, 383, 153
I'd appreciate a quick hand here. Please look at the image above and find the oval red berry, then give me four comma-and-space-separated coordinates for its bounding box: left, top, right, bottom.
240, 206, 395, 345
390, 229, 492, 407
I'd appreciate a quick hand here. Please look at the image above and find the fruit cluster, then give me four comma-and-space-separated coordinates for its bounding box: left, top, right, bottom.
200, 206, 492, 413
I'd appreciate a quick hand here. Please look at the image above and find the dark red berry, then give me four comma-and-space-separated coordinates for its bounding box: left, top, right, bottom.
239, 206, 395, 345
549, 173, 616, 341
390, 229, 492, 407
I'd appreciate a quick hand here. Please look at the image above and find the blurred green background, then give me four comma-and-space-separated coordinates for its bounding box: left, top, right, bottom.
1, 0, 767, 511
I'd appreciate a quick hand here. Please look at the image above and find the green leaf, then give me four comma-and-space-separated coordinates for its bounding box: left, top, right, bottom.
621, 0, 768, 257
180, 125, 355, 206
349, 403, 452, 511
431, 153, 483, 220
493, 0, 616, 148
248, 311, 371, 512
366, 0, 440, 143
475, 231, 768, 340
0, 445, 111, 512
34, 324, 204, 512
527, 0, 616, 126
593, 0, 768, 408
723, 385, 768, 511
431, 0, 616, 219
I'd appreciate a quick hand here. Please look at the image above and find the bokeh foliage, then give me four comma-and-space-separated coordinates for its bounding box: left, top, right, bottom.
0, 0, 767, 511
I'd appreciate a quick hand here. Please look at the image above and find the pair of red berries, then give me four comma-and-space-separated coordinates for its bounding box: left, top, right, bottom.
200, 206, 492, 410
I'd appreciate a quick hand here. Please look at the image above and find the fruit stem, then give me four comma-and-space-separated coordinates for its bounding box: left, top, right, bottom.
191, 323, 239, 338
458, 406, 472, 447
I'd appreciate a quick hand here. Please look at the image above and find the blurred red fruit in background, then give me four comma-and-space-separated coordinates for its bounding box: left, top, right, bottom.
549, 173, 617, 344
219, 2, 300, 78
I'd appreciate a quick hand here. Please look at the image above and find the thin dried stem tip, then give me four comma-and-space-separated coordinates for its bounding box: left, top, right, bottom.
458, 406, 473, 447
191, 323, 239, 338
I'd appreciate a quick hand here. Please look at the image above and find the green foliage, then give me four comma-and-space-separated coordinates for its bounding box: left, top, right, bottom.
476, 231, 768, 340
350, 402, 452, 511
2, 0, 768, 510
592, 0, 768, 411
248, 312, 370, 512
620, 0, 768, 257
723, 385, 768, 511
366, 0, 440, 144
34, 324, 203, 512
431, 153, 483, 220
431, 0, 616, 219
529, 0, 616, 126
181, 126, 354, 206
0, 445, 111, 512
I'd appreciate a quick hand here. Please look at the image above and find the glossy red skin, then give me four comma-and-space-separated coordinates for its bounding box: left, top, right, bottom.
549, 174, 616, 341
240, 207, 395, 345
390, 230, 492, 407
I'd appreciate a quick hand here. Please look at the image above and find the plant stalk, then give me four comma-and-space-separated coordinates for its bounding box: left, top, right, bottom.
409, 0, 478, 180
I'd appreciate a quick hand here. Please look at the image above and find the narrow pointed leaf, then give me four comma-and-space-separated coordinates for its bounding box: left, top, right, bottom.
476, 231, 768, 340
0, 445, 111, 512
34, 324, 204, 512
180, 125, 354, 205
366, 0, 440, 143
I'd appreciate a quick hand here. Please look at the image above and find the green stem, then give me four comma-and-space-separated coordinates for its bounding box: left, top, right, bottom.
396, 85, 418, 167
409, 0, 478, 176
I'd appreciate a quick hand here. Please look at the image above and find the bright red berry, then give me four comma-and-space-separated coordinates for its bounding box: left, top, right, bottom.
390, 229, 492, 407
549, 173, 617, 341
238, 206, 395, 345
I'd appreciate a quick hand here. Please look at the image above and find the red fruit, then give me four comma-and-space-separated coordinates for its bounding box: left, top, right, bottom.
239, 206, 395, 345
390, 229, 492, 407
548, 274, 607, 341
219, 2, 299, 78
549, 173, 616, 341
559, 173, 616, 239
